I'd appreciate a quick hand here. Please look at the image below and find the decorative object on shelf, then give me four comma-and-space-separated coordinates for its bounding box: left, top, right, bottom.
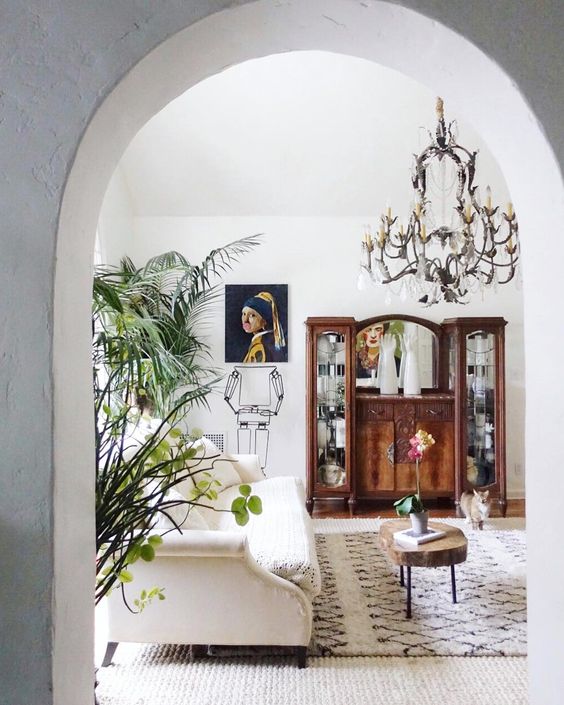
225, 284, 288, 363
393, 429, 436, 535
359, 97, 520, 305
377, 333, 399, 394
224, 364, 284, 468
402, 329, 421, 395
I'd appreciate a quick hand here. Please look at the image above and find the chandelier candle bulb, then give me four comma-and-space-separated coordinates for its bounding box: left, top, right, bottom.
486, 186, 492, 210
507, 202, 514, 218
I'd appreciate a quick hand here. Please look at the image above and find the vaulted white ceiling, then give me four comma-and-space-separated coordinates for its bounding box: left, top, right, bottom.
118, 50, 508, 217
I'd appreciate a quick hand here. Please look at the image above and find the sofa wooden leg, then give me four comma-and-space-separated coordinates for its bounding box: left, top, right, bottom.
101, 641, 119, 667
189, 644, 208, 661
295, 645, 307, 668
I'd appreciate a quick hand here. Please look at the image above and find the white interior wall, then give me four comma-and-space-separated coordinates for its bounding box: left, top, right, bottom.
124, 216, 525, 498
96, 166, 135, 265
98, 52, 524, 497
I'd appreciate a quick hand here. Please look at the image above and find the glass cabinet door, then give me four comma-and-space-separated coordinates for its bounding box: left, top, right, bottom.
466, 330, 496, 488
316, 331, 347, 488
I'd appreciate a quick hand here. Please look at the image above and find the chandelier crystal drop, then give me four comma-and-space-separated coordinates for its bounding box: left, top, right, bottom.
360, 98, 520, 305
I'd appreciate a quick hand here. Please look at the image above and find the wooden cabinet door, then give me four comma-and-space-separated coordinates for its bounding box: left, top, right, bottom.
417, 420, 455, 493
355, 421, 395, 495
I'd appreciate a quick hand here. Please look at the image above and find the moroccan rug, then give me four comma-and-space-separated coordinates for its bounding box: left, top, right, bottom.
310, 520, 526, 657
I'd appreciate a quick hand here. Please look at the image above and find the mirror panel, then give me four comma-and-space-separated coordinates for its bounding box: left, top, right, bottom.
355, 319, 438, 388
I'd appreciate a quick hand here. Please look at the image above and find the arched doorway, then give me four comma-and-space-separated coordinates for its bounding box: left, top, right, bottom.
54, 2, 564, 703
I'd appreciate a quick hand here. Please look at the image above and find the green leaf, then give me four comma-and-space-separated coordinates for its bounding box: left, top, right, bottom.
118, 570, 133, 583
247, 495, 262, 515
393, 494, 424, 516
127, 545, 141, 564
140, 544, 156, 562
147, 534, 163, 547
238, 484, 251, 497
231, 496, 246, 513
234, 510, 249, 526
168, 427, 182, 439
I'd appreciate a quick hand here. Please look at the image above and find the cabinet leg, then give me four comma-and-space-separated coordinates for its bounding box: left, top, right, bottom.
406, 567, 412, 618
295, 645, 307, 668
306, 498, 314, 516
347, 496, 357, 516
498, 498, 507, 517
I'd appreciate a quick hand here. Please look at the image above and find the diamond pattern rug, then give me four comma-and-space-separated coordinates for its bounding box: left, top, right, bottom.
310, 525, 526, 657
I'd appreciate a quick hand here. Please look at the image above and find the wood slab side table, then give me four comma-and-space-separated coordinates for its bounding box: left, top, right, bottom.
379, 520, 468, 618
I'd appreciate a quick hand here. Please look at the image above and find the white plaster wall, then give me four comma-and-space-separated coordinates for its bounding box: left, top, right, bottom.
96, 166, 135, 265
2, 2, 564, 704
121, 215, 526, 499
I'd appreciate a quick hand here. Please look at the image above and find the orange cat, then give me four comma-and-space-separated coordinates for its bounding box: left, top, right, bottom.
460, 489, 490, 530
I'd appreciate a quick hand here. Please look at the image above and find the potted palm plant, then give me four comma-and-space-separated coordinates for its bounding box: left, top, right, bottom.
93, 235, 262, 606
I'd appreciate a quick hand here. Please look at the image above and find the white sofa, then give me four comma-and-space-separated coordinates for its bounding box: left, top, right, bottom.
101, 452, 321, 668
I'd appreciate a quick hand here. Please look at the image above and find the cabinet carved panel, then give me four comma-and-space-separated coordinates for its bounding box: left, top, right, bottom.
355, 394, 454, 501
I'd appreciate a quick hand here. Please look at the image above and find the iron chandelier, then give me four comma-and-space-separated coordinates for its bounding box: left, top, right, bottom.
359, 98, 520, 305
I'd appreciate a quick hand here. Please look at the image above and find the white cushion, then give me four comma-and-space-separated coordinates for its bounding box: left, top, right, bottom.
175, 437, 241, 499
151, 489, 209, 530
228, 453, 266, 483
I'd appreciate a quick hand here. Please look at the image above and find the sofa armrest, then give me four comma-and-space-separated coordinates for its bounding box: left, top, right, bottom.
155, 529, 247, 558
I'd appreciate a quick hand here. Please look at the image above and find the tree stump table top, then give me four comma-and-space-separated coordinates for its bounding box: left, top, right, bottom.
379, 520, 468, 568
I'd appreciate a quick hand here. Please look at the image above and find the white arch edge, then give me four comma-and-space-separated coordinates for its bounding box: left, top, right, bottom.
54, 1, 564, 703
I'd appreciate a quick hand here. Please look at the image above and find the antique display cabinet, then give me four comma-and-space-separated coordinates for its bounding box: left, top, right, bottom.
442, 317, 507, 515
305, 318, 356, 514
305, 314, 507, 515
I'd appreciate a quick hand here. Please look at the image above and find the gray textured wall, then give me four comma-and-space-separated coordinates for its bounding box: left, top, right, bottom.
0, 2, 562, 704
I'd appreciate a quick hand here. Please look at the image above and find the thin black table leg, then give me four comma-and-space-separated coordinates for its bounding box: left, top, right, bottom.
400, 565, 404, 587
451, 564, 457, 603
406, 566, 412, 618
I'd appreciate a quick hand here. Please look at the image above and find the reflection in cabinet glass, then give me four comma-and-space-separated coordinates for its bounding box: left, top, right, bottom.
317, 331, 347, 488
442, 317, 507, 515
306, 318, 355, 514
466, 331, 496, 487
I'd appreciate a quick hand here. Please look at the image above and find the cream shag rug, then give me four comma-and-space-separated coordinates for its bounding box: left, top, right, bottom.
96, 518, 527, 705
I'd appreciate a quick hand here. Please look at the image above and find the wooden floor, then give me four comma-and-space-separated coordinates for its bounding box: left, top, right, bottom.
312, 498, 526, 519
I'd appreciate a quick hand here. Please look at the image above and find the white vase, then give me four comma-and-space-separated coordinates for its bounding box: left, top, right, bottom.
402, 332, 421, 396
379, 334, 398, 395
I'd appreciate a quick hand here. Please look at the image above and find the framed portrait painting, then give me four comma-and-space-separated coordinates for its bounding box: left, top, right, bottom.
225, 284, 288, 363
